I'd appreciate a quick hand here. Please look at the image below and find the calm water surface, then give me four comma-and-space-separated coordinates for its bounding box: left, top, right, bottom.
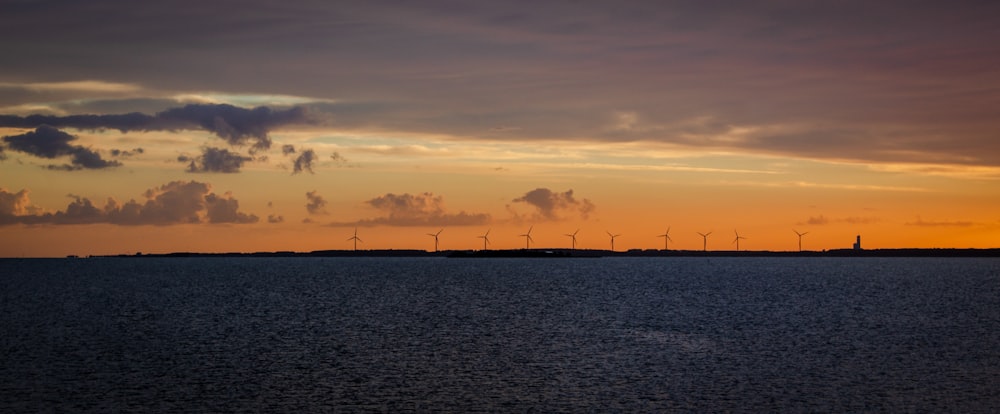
1, 257, 999, 412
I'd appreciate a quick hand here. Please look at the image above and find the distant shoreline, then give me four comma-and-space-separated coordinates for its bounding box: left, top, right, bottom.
58, 248, 1000, 259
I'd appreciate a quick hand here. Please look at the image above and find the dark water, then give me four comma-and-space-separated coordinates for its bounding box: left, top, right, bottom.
1, 257, 999, 412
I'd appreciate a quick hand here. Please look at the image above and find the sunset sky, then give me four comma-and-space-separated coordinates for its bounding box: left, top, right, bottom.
2, 1, 999, 257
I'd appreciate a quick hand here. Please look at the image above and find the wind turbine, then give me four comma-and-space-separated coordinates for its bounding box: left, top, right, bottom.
477, 229, 491, 250
606, 231, 621, 251
347, 228, 362, 251
657, 227, 672, 250
733, 230, 747, 252
794, 229, 809, 252
426, 229, 443, 252
520, 226, 534, 249
697, 231, 712, 251
564, 229, 580, 249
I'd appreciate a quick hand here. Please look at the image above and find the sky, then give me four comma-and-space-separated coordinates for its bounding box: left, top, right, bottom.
1, 0, 999, 257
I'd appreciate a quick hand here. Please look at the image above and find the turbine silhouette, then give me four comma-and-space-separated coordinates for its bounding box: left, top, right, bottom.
564, 229, 580, 249
606, 231, 621, 251
657, 227, 673, 250
697, 231, 712, 251
794, 229, 809, 252
520, 226, 534, 249
477, 229, 491, 251
347, 228, 362, 251
733, 230, 747, 252
426, 229, 443, 252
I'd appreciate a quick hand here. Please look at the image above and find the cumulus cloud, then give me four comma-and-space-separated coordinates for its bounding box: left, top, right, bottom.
179, 147, 253, 173
510, 188, 595, 221
267, 214, 284, 223
281, 144, 296, 155
2, 125, 121, 170
0, 188, 36, 216
305, 190, 328, 215
0, 103, 312, 152
204, 191, 258, 223
0, 180, 258, 225
331, 192, 491, 227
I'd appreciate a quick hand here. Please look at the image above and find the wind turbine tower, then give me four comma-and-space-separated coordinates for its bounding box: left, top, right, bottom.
477, 229, 491, 251
657, 227, 672, 250
607, 231, 621, 251
520, 226, 534, 249
347, 228, 362, 251
564, 229, 580, 249
733, 230, 747, 252
794, 230, 809, 252
427, 229, 443, 252
697, 231, 712, 251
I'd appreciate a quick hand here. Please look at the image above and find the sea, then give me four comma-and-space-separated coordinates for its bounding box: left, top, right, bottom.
1, 257, 998, 412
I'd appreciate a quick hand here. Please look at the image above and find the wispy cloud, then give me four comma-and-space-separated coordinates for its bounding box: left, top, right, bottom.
905, 217, 977, 227
305, 191, 328, 216
799, 215, 881, 226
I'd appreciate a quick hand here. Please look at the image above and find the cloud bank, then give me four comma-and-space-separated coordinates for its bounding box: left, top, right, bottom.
332, 192, 490, 227
0, 181, 258, 225
0, 103, 312, 152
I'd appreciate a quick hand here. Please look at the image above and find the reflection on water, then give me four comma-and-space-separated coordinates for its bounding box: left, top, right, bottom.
1, 257, 998, 412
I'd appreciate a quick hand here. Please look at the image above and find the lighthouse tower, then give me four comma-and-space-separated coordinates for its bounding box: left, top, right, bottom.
852, 235, 862, 250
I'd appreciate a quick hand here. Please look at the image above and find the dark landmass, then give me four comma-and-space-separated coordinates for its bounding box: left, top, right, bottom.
80, 248, 1000, 259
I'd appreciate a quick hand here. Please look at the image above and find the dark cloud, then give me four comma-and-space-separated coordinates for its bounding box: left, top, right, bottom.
510, 188, 594, 221
305, 191, 328, 215
281, 144, 296, 155
331, 192, 491, 227
110, 148, 144, 157
0, 104, 311, 152
2, 125, 121, 170
0, 181, 258, 226
267, 214, 284, 224
292, 149, 317, 175
156, 104, 309, 152
180, 147, 253, 173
